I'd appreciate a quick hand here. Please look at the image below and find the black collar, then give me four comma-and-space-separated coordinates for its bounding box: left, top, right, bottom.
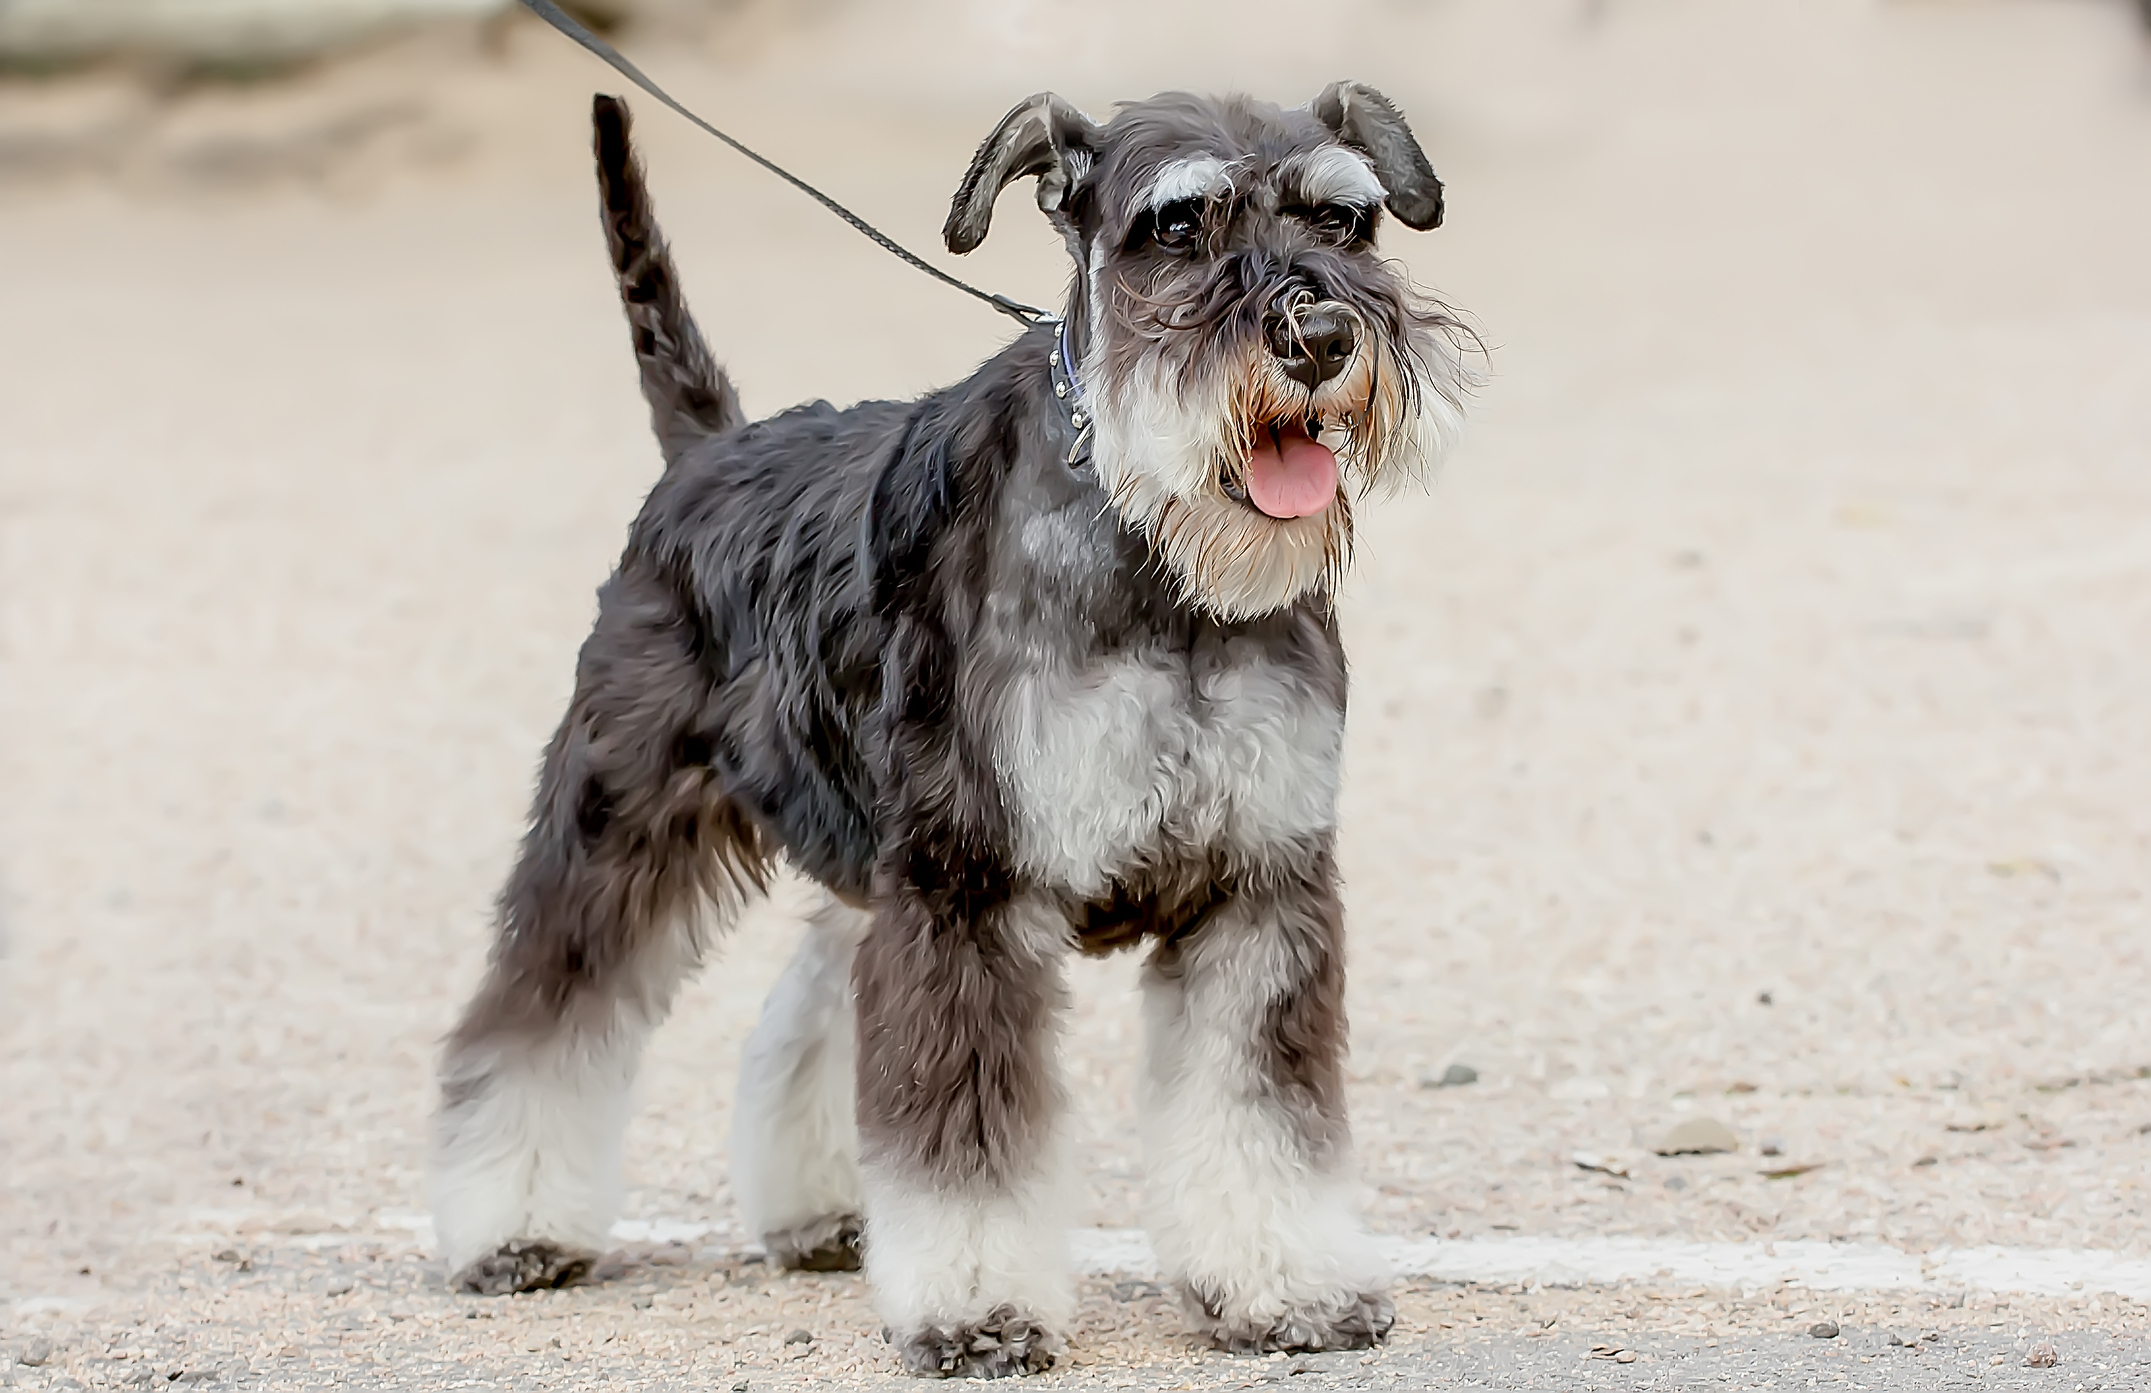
1047, 317, 1093, 470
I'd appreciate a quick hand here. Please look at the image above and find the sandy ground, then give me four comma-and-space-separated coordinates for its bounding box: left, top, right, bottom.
4, 0, 2151, 1387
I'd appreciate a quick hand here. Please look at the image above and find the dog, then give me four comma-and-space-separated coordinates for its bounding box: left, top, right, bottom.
430, 84, 1470, 1378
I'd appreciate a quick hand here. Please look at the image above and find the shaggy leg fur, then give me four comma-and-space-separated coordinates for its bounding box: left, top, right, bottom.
431, 569, 767, 1292
731, 893, 869, 1271
855, 895, 1073, 1377
1139, 857, 1393, 1353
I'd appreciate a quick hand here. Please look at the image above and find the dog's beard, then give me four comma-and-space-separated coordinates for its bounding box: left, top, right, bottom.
1086, 318, 1467, 621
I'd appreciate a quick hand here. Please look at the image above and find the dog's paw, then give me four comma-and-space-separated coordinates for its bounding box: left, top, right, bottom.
1191, 1286, 1395, 1355
892, 1305, 1060, 1379
763, 1213, 863, 1272
452, 1239, 596, 1295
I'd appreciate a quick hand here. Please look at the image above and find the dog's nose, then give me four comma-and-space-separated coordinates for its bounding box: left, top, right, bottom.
1267, 305, 1357, 390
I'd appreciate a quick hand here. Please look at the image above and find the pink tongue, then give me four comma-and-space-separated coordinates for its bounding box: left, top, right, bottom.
1244, 426, 1338, 519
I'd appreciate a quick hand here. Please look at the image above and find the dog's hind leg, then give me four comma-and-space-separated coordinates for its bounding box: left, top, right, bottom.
431, 568, 767, 1294
1139, 849, 1394, 1354
729, 891, 868, 1271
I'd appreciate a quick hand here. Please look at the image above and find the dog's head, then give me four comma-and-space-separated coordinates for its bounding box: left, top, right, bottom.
946, 85, 1471, 620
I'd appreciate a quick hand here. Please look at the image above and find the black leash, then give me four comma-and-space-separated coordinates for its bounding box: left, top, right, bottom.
516, 0, 1053, 330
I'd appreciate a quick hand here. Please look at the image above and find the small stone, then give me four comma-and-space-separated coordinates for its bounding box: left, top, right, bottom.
731, 1381, 750, 1392
1614, 1349, 1636, 1364
784, 1329, 813, 1346
630, 1296, 654, 1310
1757, 991, 1773, 1006
1662, 1176, 1688, 1192
18, 1339, 54, 1367
1946, 1103, 2012, 1133
1651, 1117, 1739, 1155
323, 1280, 353, 1297
1423, 1063, 1478, 1089
1808, 1321, 1839, 1339
1759, 1136, 1785, 1157
2023, 1342, 2059, 1368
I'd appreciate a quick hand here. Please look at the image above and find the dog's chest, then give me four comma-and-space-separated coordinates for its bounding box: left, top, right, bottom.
991, 641, 1343, 898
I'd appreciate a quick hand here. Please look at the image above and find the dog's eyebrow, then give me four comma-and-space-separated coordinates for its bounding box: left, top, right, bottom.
1279, 146, 1385, 206
1140, 156, 1234, 211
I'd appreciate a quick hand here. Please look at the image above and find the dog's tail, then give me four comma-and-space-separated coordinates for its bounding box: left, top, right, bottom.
593, 94, 745, 464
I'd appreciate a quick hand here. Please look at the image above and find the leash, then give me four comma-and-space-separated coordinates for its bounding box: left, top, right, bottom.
516, 0, 1054, 331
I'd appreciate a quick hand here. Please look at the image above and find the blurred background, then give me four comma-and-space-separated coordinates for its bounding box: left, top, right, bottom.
2, 0, 2150, 1359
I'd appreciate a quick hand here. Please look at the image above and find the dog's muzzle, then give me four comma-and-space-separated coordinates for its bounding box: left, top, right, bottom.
1266, 300, 1357, 391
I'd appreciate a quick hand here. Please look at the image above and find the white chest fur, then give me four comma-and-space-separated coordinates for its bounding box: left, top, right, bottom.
992, 650, 1344, 898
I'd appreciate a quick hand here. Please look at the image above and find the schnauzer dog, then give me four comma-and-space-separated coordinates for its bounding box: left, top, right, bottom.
431, 84, 1470, 1377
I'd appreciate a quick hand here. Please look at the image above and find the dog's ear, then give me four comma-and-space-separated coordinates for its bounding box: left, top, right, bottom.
1310, 81, 1444, 230
943, 93, 1101, 254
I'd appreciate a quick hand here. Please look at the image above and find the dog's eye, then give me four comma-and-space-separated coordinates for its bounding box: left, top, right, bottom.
1150, 199, 1204, 252
1297, 202, 1373, 244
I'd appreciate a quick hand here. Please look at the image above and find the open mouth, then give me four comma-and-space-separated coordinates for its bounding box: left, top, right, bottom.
1222, 416, 1338, 519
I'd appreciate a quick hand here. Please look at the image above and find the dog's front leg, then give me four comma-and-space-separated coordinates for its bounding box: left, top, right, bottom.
1139, 851, 1394, 1354
854, 889, 1071, 1378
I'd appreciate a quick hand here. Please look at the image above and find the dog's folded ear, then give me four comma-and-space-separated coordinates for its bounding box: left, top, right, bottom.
1310, 81, 1444, 231
943, 93, 1101, 254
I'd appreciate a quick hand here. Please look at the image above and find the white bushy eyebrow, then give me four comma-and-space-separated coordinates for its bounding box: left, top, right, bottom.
1281, 145, 1386, 206
1141, 156, 1234, 211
